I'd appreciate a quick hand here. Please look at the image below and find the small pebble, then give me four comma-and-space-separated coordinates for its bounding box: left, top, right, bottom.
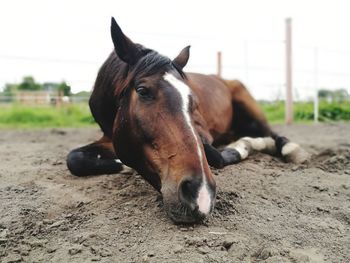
0, 238, 8, 244
27, 239, 48, 248
90, 246, 98, 254
0, 229, 9, 238
47, 247, 57, 253
68, 245, 82, 255
147, 250, 155, 257
20, 250, 29, 256
42, 219, 53, 225
173, 244, 184, 254
222, 239, 235, 250
100, 248, 112, 257
49, 220, 65, 229
197, 246, 210, 254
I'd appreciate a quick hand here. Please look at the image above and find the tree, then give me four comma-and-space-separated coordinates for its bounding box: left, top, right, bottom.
318, 89, 332, 99
17, 76, 42, 91
318, 88, 349, 102
333, 89, 349, 102
3, 83, 18, 94
1, 77, 72, 97
57, 82, 71, 96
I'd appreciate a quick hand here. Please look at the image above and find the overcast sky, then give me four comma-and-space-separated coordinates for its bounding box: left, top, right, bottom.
1, 0, 350, 100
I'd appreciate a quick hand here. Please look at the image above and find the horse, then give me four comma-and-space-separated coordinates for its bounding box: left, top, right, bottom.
67, 17, 309, 223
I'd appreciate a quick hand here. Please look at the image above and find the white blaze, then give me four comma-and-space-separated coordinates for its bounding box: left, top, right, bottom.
163, 73, 211, 214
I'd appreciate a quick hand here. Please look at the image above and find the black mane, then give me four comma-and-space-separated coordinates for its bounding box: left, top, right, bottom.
131, 50, 186, 80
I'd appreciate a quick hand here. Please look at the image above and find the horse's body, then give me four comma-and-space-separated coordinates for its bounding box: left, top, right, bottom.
67, 18, 308, 223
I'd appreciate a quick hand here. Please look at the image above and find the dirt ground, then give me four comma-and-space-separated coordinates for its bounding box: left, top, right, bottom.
0, 123, 349, 263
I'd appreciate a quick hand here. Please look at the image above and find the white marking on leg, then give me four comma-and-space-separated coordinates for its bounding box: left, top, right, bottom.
115, 159, 122, 164
164, 73, 211, 214
227, 137, 307, 164
227, 137, 278, 160
264, 137, 277, 153
235, 141, 249, 159
242, 137, 266, 151
243, 137, 276, 153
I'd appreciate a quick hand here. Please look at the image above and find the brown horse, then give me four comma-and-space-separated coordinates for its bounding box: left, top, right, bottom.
67, 17, 308, 223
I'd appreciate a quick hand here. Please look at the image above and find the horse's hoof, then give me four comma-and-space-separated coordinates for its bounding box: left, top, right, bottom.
66, 151, 87, 176
282, 143, 310, 164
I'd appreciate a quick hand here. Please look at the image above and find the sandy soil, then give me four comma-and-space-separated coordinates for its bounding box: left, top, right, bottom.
0, 123, 349, 263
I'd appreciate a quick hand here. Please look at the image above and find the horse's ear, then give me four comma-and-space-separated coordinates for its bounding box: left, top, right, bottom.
110, 17, 141, 65
173, 45, 190, 70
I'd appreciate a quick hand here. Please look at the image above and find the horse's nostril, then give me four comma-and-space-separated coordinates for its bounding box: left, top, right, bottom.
178, 177, 202, 211
180, 180, 196, 200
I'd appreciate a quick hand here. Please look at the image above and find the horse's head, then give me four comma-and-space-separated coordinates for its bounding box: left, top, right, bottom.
110, 18, 216, 223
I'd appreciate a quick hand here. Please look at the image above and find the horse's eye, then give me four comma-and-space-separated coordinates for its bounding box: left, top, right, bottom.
136, 86, 153, 99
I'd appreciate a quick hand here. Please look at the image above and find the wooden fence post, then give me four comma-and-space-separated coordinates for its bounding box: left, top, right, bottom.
285, 18, 293, 124
217, 51, 222, 78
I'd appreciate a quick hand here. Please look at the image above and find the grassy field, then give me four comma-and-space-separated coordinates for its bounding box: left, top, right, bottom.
0, 104, 95, 128
0, 101, 349, 128
262, 101, 350, 123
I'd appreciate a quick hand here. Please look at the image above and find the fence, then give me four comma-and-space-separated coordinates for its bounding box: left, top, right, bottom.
0, 94, 90, 105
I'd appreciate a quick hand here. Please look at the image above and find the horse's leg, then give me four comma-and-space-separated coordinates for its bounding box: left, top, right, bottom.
215, 80, 309, 166
66, 136, 123, 176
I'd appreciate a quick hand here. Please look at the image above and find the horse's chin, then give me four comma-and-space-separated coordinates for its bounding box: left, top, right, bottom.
163, 202, 209, 224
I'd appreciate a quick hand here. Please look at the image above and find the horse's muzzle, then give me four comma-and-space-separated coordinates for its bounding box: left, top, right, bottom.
162, 176, 216, 224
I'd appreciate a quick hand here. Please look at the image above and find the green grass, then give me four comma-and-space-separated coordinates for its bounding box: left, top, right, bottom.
0, 104, 95, 128
261, 101, 350, 124
0, 101, 349, 128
